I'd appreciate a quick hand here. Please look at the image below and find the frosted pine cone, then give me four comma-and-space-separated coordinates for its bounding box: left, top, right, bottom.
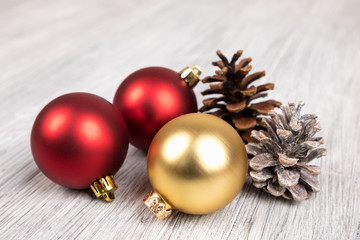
246, 101, 327, 201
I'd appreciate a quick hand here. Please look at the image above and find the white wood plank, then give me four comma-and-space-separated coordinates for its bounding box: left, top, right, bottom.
0, 0, 359, 239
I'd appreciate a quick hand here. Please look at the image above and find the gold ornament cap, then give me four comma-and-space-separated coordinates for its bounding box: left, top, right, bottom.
143, 190, 173, 221
179, 66, 202, 88
90, 175, 117, 202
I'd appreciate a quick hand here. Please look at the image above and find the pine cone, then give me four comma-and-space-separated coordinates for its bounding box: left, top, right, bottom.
246, 101, 327, 201
199, 50, 281, 143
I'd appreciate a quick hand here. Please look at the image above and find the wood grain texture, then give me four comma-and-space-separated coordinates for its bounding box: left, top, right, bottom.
0, 0, 359, 239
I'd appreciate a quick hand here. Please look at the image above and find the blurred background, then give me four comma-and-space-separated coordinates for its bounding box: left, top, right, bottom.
3, 0, 357, 106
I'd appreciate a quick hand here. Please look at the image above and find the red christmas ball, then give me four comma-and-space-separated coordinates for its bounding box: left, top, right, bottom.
31, 93, 129, 190
113, 66, 199, 150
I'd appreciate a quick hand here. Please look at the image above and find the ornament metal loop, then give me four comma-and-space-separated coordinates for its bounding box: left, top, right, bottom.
179, 66, 202, 88
143, 190, 173, 221
90, 175, 118, 202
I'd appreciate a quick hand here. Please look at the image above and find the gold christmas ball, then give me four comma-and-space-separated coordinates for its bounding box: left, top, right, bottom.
144, 113, 248, 220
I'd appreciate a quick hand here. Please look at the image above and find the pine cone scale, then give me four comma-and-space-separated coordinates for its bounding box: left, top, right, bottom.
240, 71, 265, 89
240, 130, 256, 144
248, 92, 268, 101
237, 57, 252, 68
298, 163, 321, 174
253, 182, 268, 189
249, 153, 279, 171
237, 65, 252, 77
209, 82, 224, 90
257, 83, 275, 92
301, 148, 327, 163
230, 50, 243, 65
288, 184, 307, 201
276, 167, 300, 187
213, 60, 225, 68
209, 110, 228, 118
239, 85, 257, 96
299, 168, 321, 191
202, 97, 226, 106
276, 129, 293, 143
267, 181, 285, 196
245, 143, 264, 155
233, 117, 257, 130
249, 169, 274, 182
226, 100, 247, 112
265, 100, 282, 108
216, 50, 229, 65
248, 102, 277, 114
202, 76, 226, 83
278, 154, 298, 167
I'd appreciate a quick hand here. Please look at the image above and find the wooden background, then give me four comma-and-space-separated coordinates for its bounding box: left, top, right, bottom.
0, 0, 359, 239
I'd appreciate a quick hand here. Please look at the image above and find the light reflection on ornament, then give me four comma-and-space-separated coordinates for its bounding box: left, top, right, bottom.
163, 132, 191, 162
128, 85, 145, 104
44, 107, 71, 137
195, 136, 227, 170
79, 116, 103, 144
155, 87, 177, 112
